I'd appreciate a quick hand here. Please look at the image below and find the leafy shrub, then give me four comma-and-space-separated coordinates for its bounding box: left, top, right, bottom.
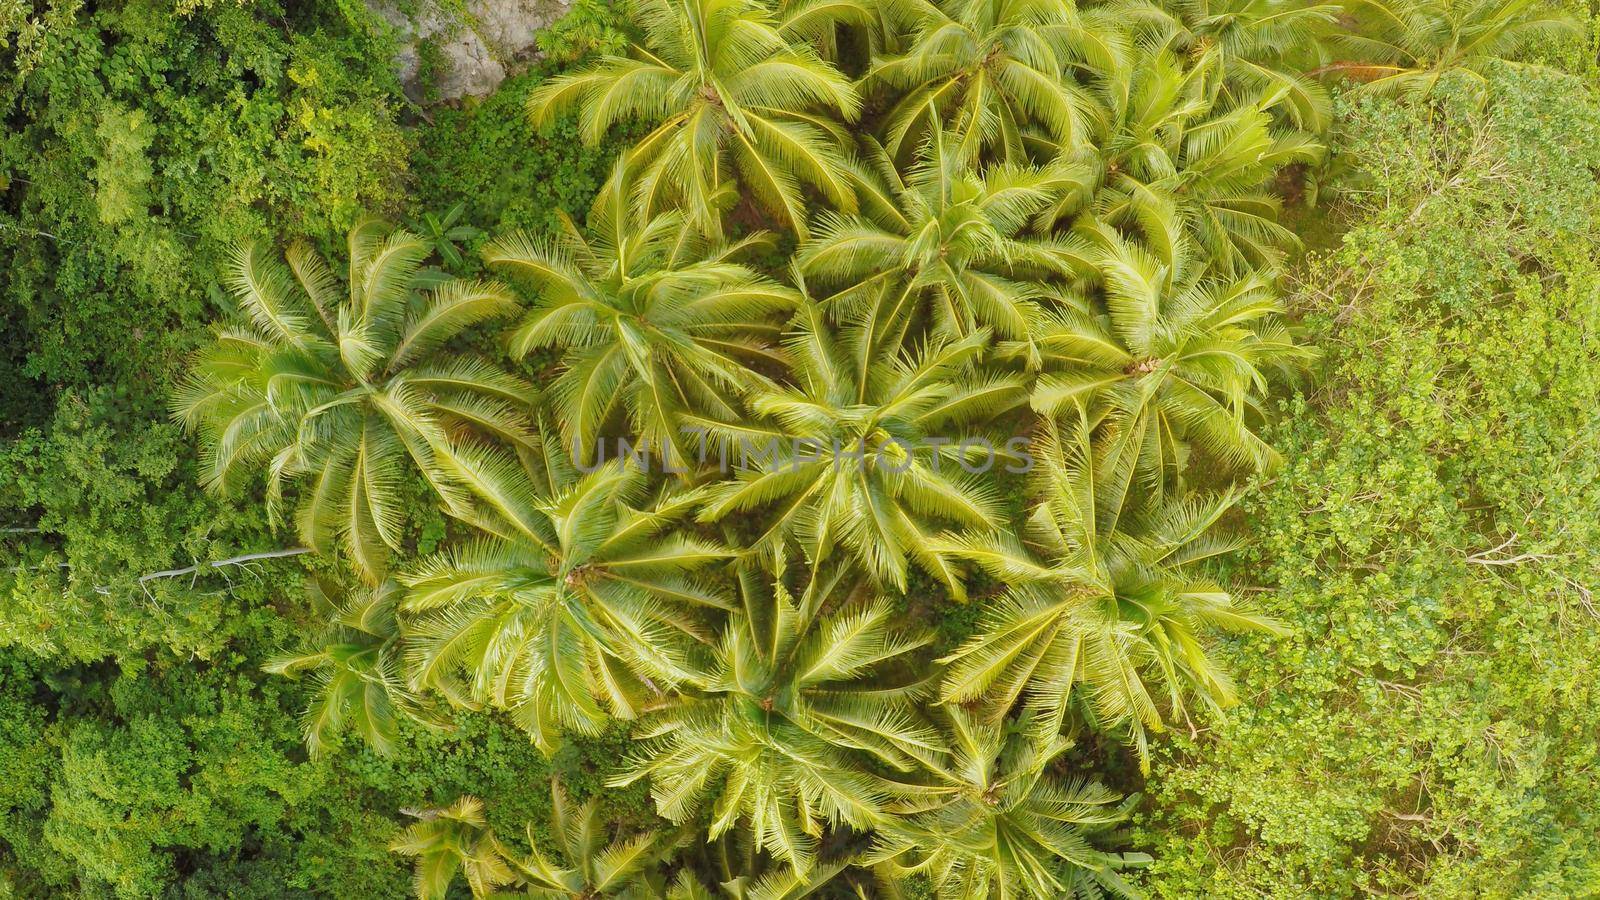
1135, 68, 1600, 898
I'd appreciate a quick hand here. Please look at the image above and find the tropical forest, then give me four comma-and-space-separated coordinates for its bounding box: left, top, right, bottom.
1, 0, 1598, 895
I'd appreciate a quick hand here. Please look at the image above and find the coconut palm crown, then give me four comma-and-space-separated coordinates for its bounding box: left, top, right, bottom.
529, 0, 863, 238
1126, 0, 1340, 130
614, 563, 939, 874
933, 411, 1285, 766
510, 779, 681, 898
172, 220, 529, 579
390, 797, 518, 900
1331, 0, 1579, 98
400, 430, 733, 752
265, 578, 421, 759
487, 151, 798, 470
869, 708, 1148, 898
696, 303, 1026, 596
1018, 226, 1311, 486
1059, 47, 1324, 274
864, 0, 1130, 164
799, 130, 1094, 363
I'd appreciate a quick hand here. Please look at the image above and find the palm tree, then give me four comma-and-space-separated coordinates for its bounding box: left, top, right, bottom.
392, 787, 677, 900
776, 0, 882, 65
264, 579, 420, 758
1066, 47, 1323, 273
400, 430, 733, 752
613, 563, 939, 874
798, 131, 1094, 361
869, 709, 1147, 898
172, 220, 529, 580
1016, 226, 1309, 485
1125, 0, 1340, 130
529, 0, 862, 238
1329, 0, 1579, 98
667, 832, 853, 898
508, 780, 681, 897
390, 797, 518, 900
487, 150, 798, 470
933, 411, 1285, 766
863, 0, 1128, 164
696, 304, 1025, 597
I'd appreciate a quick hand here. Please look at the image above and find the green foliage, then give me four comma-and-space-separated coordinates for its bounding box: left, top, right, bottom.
536, 0, 638, 64
1, 0, 408, 414
411, 68, 628, 241
0, 627, 649, 897
1135, 68, 1600, 897
42, 662, 308, 897
4, 0, 1597, 897
0, 0, 412, 664
0, 389, 271, 662
0, 3, 636, 896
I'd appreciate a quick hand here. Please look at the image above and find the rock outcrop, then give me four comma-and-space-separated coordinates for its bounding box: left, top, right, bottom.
369, 0, 572, 103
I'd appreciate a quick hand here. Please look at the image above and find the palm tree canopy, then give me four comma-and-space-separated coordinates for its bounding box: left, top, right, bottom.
933, 410, 1285, 765
1333, 0, 1580, 97
1015, 225, 1311, 485
865, 0, 1131, 164
172, 220, 530, 579
174, 1, 1589, 891
869, 709, 1148, 899
1060, 47, 1324, 273
264, 578, 421, 759
400, 430, 733, 752
529, 0, 863, 237
390, 797, 518, 900
510, 780, 680, 897
614, 563, 938, 873
799, 130, 1096, 356
668, 830, 856, 899
696, 303, 1025, 595
487, 151, 799, 469
1122, 0, 1339, 130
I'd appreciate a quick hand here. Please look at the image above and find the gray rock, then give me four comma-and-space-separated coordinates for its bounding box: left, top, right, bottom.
370, 0, 573, 103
